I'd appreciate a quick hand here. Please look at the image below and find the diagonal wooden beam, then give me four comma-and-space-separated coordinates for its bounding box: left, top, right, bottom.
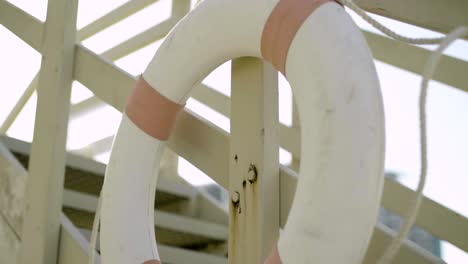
73, 44, 230, 187
77, 0, 160, 40
101, 18, 177, 60
364, 30, 468, 93
0, 0, 43, 52
354, 0, 468, 39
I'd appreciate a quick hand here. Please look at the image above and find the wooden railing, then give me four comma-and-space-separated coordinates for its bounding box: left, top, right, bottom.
1, 0, 467, 263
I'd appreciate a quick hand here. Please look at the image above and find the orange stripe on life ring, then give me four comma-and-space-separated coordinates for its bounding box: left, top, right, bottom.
142, 260, 161, 264
125, 76, 184, 141
261, 0, 337, 75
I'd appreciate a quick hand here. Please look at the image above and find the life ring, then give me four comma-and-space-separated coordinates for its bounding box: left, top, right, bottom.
100, 0, 385, 263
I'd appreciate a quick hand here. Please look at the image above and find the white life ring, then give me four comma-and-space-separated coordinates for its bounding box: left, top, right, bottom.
101, 0, 385, 263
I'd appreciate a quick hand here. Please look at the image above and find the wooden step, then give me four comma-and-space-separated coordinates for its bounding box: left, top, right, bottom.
62, 190, 228, 249
61, 212, 228, 264
1, 135, 196, 206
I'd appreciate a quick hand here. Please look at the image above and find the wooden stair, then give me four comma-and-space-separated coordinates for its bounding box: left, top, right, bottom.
0, 136, 228, 263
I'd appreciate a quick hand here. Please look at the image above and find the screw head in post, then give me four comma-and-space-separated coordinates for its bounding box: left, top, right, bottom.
231, 191, 240, 204
248, 164, 258, 183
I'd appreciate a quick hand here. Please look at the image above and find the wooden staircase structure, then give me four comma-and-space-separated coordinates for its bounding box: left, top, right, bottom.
0, 0, 467, 263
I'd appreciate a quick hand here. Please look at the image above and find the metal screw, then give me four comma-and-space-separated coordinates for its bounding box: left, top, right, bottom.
231, 191, 240, 204
248, 164, 258, 183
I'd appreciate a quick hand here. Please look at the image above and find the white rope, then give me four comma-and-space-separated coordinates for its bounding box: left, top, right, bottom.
337, 0, 468, 263
376, 26, 468, 264
338, 0, 445, 45
89, 192, 103, 264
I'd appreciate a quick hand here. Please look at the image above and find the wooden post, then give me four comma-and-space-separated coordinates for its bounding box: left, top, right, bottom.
228, 58, 279, 263
18, 0, 78, 263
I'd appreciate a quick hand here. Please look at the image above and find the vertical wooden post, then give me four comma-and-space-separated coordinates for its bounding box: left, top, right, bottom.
18, 0, 78, 263
228, 57, 279, 263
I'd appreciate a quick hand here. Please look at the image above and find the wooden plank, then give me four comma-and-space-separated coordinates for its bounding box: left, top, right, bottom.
354, 0, 468, 38
59, 212, 227, 264
1, 135, 197, 201
191, 84, 301, 157
62, 190, 228, 241
17, 0, 78, 262
70, 18, 176, 119
364, 30, 468, 93
77, 0, 159, 40
0, 143, 27, 235
0, 76, 38, 133
191, 84, 231, 117
58, 213, 99, 264
0, 212, 20, 264
2, 0, 467, 96
73, 47, 230, 187
158, 244, 227, 264
69, 96, 104, 122
382, 178, 468, 253
73, 45, 135, 111
228, 58, 279, 263
101, 18, 177, 61
168, 109, 230, 188
170, 0, 191, 18
0, 0, 44, 52
364, 223, 445, 264
0, 144, 23, 263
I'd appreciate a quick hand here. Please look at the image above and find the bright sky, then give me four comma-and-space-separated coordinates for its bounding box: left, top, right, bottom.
1, 0, 467, 262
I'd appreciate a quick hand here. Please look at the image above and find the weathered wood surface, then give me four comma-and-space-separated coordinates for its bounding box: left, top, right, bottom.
0, 144, 23, 263
0, 143, 27, 235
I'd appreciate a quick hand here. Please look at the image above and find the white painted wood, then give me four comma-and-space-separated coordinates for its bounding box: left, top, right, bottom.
17, 0, 78, 262
364, 223, 445, 264
59, 213, 228, 264
77, 0, 159, 40
382, 177, 468, 253
168, 108, 230, 187
354, 0, 468, 38
171, 0, 191, 18
3, 0, 467, 96
0, 143, 24, 264
77, 229, 228, 264
0, 143, 27, 234
0, 0, 43, 52
0, 212, 20, 264
73, 45, 135, 110
69, 96, 104, 122
58, 213, 100, 264
71, 19, 175, 119
158, 244, 227, 264
191, 84, 302, 157
72, 22, 468, 110
100, 18, 177, 61
0, 76, 38, 134
228, 58, 279, 263
363, 30, 468, 93
62, 190, 228, 241
191, 84, 230, 117
1, 135, 198, 200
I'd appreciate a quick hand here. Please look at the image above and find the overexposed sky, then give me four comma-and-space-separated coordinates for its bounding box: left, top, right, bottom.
1, 0, 467, 262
